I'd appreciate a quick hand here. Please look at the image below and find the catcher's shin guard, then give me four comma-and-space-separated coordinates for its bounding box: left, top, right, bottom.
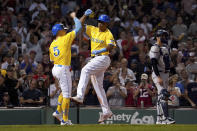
157, 98, 169, 119
157, 89, 170, 121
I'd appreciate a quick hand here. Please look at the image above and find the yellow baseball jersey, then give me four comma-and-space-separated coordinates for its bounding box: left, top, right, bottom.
49, 31, 75, 66
86, 25, 116, 56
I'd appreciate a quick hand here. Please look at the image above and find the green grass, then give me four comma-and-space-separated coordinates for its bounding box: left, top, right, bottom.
0, 124, 197, 131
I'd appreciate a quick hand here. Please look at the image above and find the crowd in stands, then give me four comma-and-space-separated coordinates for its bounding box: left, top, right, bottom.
0, 0, 197, 108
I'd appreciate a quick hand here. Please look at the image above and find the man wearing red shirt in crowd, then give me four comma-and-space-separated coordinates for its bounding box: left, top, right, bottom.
134, 73, 155, 107
121, 31, 135, 59
125, 79, 137, 107
33, 63, 50, 88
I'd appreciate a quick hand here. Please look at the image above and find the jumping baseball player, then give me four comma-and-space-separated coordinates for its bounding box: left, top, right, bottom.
50, 9, 92, 125
72, 14, 116, 123
149, 29, 175, 124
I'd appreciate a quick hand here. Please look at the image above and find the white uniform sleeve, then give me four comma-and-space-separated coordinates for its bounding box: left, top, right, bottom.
161, 46, 169, 55
149, 45, 160, 59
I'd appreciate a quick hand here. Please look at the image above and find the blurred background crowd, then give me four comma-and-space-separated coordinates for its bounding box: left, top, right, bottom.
0, 0, 197, 108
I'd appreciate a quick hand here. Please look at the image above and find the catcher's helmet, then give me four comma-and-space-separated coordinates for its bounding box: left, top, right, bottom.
52, 24, 68, 36
98, 14, 110, 23
156, 29, 169, 37
155, 29, 169, 44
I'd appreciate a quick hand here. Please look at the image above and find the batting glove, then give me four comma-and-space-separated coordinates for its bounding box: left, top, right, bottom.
84, 9, 93, 16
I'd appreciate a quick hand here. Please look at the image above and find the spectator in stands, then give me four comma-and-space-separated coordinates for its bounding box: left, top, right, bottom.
37, 78, 48, 105
111, 17, 121, 39
29, 50, 38, 66
49, 80, 61, 107
128, 40, 140, 63
18, 69, 28, 95
188, 17, 197, 36
125, 79, 137, 107
0, 74, 6, 106
28, 0, 48, 22
155, 18, 169, 31
168, 74, 181, 107
187, 75, 197, 106
171, 16, 187, 41
186, 52, 197, 81
20, 79, 44, 106
1, 54, 12, 70
20, 54, 36, 74
116, 30, 126, 57
119, 58, 136, 86
7, 7, 16, 28
3, 34, 18, 56
134, 73, 154, 107
128, 17, 140, 36
135, 53, 152, 83
107, 77, 127, 107
4, 65, 21, 106
170, 48, 179, 74
134, 28, 146, 44
128, 59, 138, 80
0, 92, 12, 107
33, 63, 50, 88
140, 15, 153, 36
71, 49, 81, 80
181, 0, 196, 16
103, 72, 113, 93
27, 34, 42, 62
42, 53, 52, 69
41, 53, 54, 82
121, 31, 135, 59
61, 0, 69, 16
176, 69, 196, 107
14, 20, 27, 43
84, 81, 99, 105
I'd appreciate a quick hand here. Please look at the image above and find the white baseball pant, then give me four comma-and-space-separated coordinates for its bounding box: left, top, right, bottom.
52, 65, 72, 98
77, 55, 111, 115
152, 71, 169, 94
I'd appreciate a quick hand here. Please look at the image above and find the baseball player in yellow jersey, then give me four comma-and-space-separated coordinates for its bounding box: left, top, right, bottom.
50, 9, 93, 125
72, 14, 116, 123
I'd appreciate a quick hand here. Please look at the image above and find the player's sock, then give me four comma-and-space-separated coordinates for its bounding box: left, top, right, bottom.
62, 98, 70, 122
56, 93, 63, 113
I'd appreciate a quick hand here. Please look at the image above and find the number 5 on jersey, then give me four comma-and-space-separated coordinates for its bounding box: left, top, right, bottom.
53, 46, 60, 56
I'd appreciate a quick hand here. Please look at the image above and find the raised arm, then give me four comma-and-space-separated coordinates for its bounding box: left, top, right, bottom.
80, 9, 93, 25
70, 12, 82, 36
70, 9, 93, 36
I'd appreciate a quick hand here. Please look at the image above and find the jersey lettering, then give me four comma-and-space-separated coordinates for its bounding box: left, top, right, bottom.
53, 46, 60, 57
140, 89, 149, 97
90, 37, 104, 44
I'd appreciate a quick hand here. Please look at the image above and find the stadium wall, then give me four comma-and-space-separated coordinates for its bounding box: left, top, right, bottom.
0, 107, 197, 125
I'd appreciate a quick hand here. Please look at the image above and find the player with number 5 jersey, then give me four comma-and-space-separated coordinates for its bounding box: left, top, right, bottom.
49, 9, 93, 125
